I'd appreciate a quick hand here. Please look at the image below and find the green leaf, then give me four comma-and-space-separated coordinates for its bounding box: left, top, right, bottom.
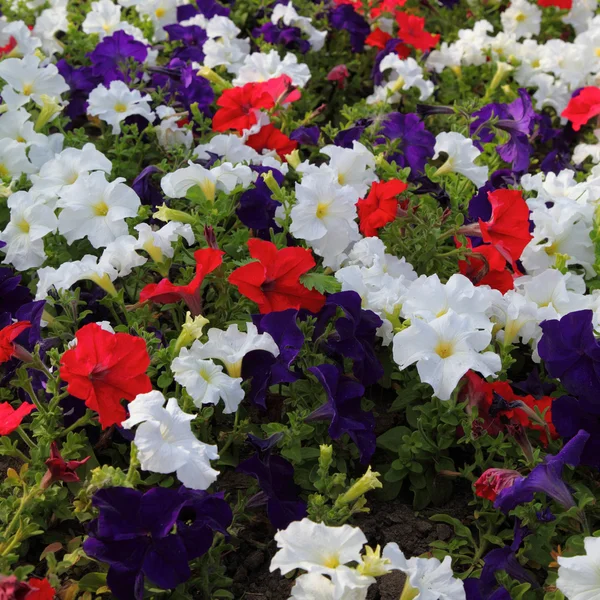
299, 272, 342, 294
429, 514, 475, 543
376, 426, 410, 453
77, 573, 108, 592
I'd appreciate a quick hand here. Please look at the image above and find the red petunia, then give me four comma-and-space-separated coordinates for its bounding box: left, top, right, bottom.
538, 0, 571, 9
212, 82, 275, 133
365, 28, 392, 49
474, 468, 521, 502
59, 323, 152, 428
357, 179, 408, 237
140, 248, 225, 316
0, 402, 36, 435
370, 0, 407, 18
0, 321, 31, 363
561, 86, 600, 131
25, 578, 55, 600
41, 442, 90, 489
327, 65, 350, 89
255, 75, 301, 105
479, 189, 532, 262
245, 124, 298, 159
395, 12, 440, 51
458, 239, 518, 293
228, 239, 326, 313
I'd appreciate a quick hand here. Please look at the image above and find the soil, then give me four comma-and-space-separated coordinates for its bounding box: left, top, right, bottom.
224, 478, 474, 600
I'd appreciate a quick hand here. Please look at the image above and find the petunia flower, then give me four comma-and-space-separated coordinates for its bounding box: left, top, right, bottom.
561, 87, 600, 131
307, 363, 376, 463
139, 248, 224, 316
557, 536, 600, 600
0, 402, 36, 435
474, 468, 522, 502
228, 238, 325, 313
395, 12, 440, 51
0, 321, 31, 364
163, 24, 207, 63
237, 433, 307, 529
121, 390, 220, 489
357, 179, 407, 237
494, 429, 590, 513
329, 5, 370, 52
245, 123, 298, 159
433, 132, 489, 189
40, 442, 90, 489
25, 577, 55, 600
59, 323, 152, 428
393, 311, 501, 401
88, 31, 148, 84
212, 82, 275, 133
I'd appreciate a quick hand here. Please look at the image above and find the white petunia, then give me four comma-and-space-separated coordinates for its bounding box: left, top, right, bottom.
155, 105, 193, 150
193, 134, 260, 164
0, 191, 58, 270
500, 0, 541, 39
57, 171, 140, 248
368, 55, 434, 104
82, 0, 122, 37
557, 536, 600, 600
33, 5, 69, 55
433, 132, 488, 189
0, 139, 36, 180
233, 50, 311, 87
171, 351, 245, 413
134, 221, 195, 264
87, 80, 155, 135
136, 0, 178, 40
188, 322, 279, 378
392, 310, 501, 401
271, 3, 327, 51
121, 390, 220, 490
100, 235, 147, 276
0, 21, 41, 58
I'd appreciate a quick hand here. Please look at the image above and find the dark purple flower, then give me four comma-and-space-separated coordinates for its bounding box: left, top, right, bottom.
290, 125, 320, 146
494, 429, 590, 513
132, 166, 164, 212
513, 367, 555, 400
329, 5, 370, 52
538, 310, 600, 413
83, 486, 231, 600
56, 60, 102, 122
0, 268, 32, 318
307, 363, 375, 463
253, 22, 310, 53
334, 125, 366, 148
243, 309, 304, 408
552, 395, 600, 468
314, 291, 383, 386
237, 433, 307, 529
88, 31, 148, 84
163, 24, 207, 63
177, 0, 229, 21
376, 112, 435, 179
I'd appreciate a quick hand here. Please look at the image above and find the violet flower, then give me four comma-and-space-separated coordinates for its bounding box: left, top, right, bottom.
237, 433, 307, 529
329, 5, 370, 52
88, 31, 148, 84
0, 268, 33, 318
313, 291, 383, 387
253, 22, 310, 53
177, 0, 229, 22
290, 125, 320, 146
307, 363, 375, 463
163, 24, 207, 63
494, 429, 590, 513
334, 124, 367, 148
538, 310, 600, 413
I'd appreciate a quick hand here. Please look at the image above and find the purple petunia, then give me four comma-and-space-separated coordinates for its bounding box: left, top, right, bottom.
88, 31, 148, 84
290, 125, 320, 146
329, 5, 370, 53
306, 363, 375, 463
163, 24, 208, 63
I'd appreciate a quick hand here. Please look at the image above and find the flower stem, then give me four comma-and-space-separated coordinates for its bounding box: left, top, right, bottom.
15, 426, 35, 451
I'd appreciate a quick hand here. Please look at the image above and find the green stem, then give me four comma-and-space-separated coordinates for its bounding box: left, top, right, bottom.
59, 411, 96, 437
219, 410, 240, 456
0, 487, 41, 556
22, 379, 48, 417
15, 427, 35, 451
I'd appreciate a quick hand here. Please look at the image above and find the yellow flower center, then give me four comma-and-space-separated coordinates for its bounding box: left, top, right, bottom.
323, 555, 340, 569
434, 340, 454, 359
22, 83, 33, 96
17, 219, 30, 233
114, 102, 128, 113
0, 164, 8, 178
93, 200, 109, 217
15, 135, 26, 143
337, 173, 345, 185
316, 202, 329, 219
531, 59, 540, 68
515, 11, 526, 21
198, 368, 212, 383
155, 6, 166, 17
102, 23, 111, 32
595, 48, 600, 57
544, 241, 559, 256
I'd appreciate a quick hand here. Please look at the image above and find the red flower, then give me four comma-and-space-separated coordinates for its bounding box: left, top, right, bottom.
0, 576, 30, 599
59, 323, 152, 428
395, 12, 440, 51
474, 468, 521, 502
538, 0, 571, 9
0, 402, 36, 435
357, 179, 408, 237
228, 239, 326, 313
370, 0, 407, 18
327, 65, 350, 89
245, 124, 298, 159
255, 75, 301, 104
479, 189, 532, 261
0, 321, 31, 363
25, 579, 54, 600
140, 248, 225, 316
40, 442, 90, 489
0, 37, 16, 57
561, 86, 600, 131
458, 239, 518, 293
365, 28, 392, 49
212, 82, 275, 133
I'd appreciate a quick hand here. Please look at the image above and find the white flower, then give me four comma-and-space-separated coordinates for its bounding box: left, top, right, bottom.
368, 55, 434, 104
29, 143, 112, 207
0, 139, 36, 180
557, 536, 600, 600
33, 6, 69, 55
0, 21, 41, 58
137, 0, 178, 40
135, 221, 195, 264
392, 310, 501, 401
233, 50, 311, 87
290, 172, 360, 269
57, 171, 140, 248
291, 569, 373, 600
155, 105, 193, 150
271, 518, 367, 575
500, 0, 541, 39
271, 3, 327, 51
189, 322, 279, 378
573, 128, 600, 165
121, 390, 220, 490
82, 0, 122, 37
564, 0, 598, 34
171, 351, 244, 413
0, 54, 69, 110
87, 80, 155, 135
0, 191, 57, 270
194, 134, 260, 164
0, 108, 46, 149
401, 274, 495, 331
161, 161, 254, 201
491, 291, 540, 347
433, 132, 488, 189
203, 36, 251, 75
100, 234, 147, 276
383, 544, 466, 600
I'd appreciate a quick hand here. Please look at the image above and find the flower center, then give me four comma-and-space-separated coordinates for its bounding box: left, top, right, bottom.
198, 368, 212, 383
16, 219, 30, 233
322, 554, 340, 569
22, 83, 33, 96
434, 340, 454, 359
16, 135, 26, 143
337, 172, 345, 185
93, 200, 109, 216
531, 58, 540, 68
316, 202, 329, 219
544, 241, 559, 256
515, 11, 526, 21
155, 6, 166, 17
0, 164, 8, 178
114, 102, 128, 113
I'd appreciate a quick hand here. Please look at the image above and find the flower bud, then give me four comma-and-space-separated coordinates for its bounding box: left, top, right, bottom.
336, 466, 382, 505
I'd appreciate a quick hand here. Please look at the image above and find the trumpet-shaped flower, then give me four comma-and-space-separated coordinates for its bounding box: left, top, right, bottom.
557, 537, 600, 600
121, 390, 220, 490
134, 222, 194, 265
433, 132, 489, 189
82, 0, 122, 37
392, 311, 501, 401
0, 140, 36, 181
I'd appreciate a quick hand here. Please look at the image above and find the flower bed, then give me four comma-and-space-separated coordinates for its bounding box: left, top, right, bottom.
0, 0, 599, 597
